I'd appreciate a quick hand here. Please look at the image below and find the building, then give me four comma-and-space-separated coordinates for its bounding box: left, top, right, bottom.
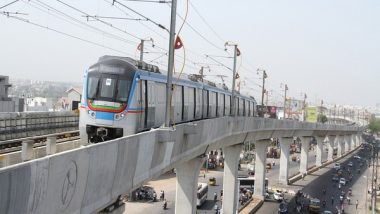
66, 87, 82, 110
0, 75, 24, 112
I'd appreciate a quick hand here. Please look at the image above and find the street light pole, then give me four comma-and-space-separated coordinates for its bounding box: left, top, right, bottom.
283, 84, 288, 120
164, 0, 177, 127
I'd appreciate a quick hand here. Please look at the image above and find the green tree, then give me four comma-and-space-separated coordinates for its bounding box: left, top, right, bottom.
368, 118, 380, 135
318, 114, 328, 123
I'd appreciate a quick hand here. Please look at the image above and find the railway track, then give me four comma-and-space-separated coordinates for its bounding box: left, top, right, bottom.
0, 130, 80, 155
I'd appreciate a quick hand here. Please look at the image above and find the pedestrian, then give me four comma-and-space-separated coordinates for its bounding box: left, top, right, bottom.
203, 173, 206, 179
356, 200, 358, 209
331, 196, 334, 205
159, 190, 163, 201
162, 190, 165, 200
214, 192, 217, 201
302, 173, 304, 180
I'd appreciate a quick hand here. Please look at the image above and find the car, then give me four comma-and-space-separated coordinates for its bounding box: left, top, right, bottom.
339, 178, 346, 185
308, 198, 321, 213
273, 191, 284, 202
323, 211, 332, 214
278, 201, 288, 214
208, 177, 216, 186
354, 155, 361, 159
334, 163, 341, 170
348, 162, 353, 167
332, 175, 339, 182
337, 169, 343, 176
266, 163, 272, 169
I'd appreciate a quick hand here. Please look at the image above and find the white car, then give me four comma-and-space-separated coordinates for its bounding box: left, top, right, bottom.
348, 162, 353, 167
273, 191, 284, 202
334, 163, 341, 170
354, 155, 361, 159
339, 178, 346, 186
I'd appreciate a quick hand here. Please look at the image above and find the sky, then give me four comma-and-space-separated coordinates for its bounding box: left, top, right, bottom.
0, 0, 379, 107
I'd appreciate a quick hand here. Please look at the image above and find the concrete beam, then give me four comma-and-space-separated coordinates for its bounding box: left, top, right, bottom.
279, 137, 293, 185
315, 136, 324, 167
175, 157, 205, 214
222, 144, 243, 214
254, 139, 269, 199
157, 128, 176, 143
299, 136, 311, 174
327, 135, 335, 161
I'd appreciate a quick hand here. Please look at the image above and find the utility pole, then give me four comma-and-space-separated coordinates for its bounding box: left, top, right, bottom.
138, 38, 154, 62
283, 84, 288, 120
200, 66, 204, 82
225, 42, 238, 116
257, 69, 267, 116
164, 0, 177, 127
303, 93, 307, 121
139, 39, 144, 61
372, 145, 377, 214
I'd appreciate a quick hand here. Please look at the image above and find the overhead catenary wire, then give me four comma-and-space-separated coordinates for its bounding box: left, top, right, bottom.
112, 0, 169, 32
26, 0, 138, 47
56, 0, 143, 41
0, 13, 133, 56
0, 0, 19, 10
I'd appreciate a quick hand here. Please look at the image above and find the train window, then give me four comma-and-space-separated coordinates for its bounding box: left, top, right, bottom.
87, 76, 99, 99
100, 78, 116, 98
116, 79, 131, 102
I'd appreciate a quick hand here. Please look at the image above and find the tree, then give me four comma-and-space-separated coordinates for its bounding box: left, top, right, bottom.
368, 118, 380, 135
318, 114, 328, 123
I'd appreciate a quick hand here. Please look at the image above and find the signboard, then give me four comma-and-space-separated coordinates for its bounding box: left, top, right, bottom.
306, 107, 318, 123
285, 99, 304, 115
266, 106, 277, 118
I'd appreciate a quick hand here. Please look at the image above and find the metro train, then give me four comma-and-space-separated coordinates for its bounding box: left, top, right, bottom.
79, 55, 258, 143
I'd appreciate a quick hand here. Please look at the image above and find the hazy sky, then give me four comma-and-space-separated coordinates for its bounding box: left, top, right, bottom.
1, 0, 379, 106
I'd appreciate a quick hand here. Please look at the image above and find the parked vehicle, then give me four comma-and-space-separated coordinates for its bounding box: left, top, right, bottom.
273, 191, 284, 202
308, 198, 321, 213
278, 201, 288, 214
334, 163, 341, 170
348, 161, 353, 167
339, 178, 346, 186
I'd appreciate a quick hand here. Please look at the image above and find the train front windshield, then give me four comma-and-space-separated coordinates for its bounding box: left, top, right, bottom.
87, 75, 131, 103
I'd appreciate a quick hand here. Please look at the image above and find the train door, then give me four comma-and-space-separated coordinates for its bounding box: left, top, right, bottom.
202, 90, 208, 118
146, 81, 155, 128
137, 80, 146, 131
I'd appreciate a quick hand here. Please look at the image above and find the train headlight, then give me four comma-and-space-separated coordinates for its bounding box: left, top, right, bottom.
114, 112, 126, 120
87, 110, 96, 119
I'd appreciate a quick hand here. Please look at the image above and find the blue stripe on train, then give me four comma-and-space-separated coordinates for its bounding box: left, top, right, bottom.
96, 112, 114, 120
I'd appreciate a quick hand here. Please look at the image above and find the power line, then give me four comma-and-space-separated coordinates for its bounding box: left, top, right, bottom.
188, 1, 225, 44
0, 0, 19, 10
1, 13, 133, 56
82, 15, 147, 21
27, 0, 138, 46
56, 0, 143, 41
120, 0, 170, 3
167, 3, 225, 52
112, 0, 169, 32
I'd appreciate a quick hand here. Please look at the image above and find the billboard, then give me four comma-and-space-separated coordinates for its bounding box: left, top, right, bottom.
285, 99, 304, 115
266, 106, 277, 118
306, 107, 318, 123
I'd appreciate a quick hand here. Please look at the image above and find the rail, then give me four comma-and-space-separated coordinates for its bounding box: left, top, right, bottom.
0, 130, 80, 161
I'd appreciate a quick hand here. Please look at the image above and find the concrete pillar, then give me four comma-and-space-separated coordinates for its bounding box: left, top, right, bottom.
253, 140, 269, 199
327, 135, 335, 161
175, 157, 204, 214
21, 140, 34, 161
356, 134, 361, 147
344, 135, 350, 153
46, 136, 57, 155
222, 144, 243, 214
300, 136, 311, 174
350, 135, 355, 150
279, 137, 293, 185
315, 136, 324, 167
336, 136, 343, 157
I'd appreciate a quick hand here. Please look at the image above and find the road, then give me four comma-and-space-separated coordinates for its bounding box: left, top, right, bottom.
123, 147, 322, 214
256, 144, 370, 214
